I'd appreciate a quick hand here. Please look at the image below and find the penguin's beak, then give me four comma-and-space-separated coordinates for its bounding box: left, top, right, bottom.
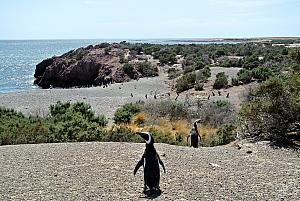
137, 132, 148, 141
137, 132, 152, 144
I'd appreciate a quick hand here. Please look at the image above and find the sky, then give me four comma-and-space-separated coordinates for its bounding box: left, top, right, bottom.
0, 0, 299, 39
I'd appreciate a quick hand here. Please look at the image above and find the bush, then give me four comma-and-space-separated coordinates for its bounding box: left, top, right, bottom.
216, 124, 236, 145
114, 103, 141, 124
289, 48, 300, 64
176, 72, 196, 92
237, 69, 252, 84
154, 49, 177, 64
0, 107, 49, 145
123, 63, 134, 75
215, 100, 230, 108
231, 77, 240, 86
194, 82, 204, 91
105, 127, 142, 142
239, 73, 300, 145
196, 101, 236, 127
0, 102, 108, 145
137, 61, 158, 77
183, 65, 195, 74
252, 66, 274, 81
167, 68, 181, 79
50, 101, 108, 126
201, 124, 236, 146
142, 100, 190, 121
202, 66, 211, 79
220, 58, 243, 67
213, 72, 228, 89
243, 55, 260, 70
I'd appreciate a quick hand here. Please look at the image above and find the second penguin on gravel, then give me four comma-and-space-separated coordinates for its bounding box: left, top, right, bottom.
134, 132, 166, 195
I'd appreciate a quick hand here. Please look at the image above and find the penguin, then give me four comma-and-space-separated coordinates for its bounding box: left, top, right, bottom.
134, 132, 166, 195
187, 120, 201, 148
226, 92, 230, 98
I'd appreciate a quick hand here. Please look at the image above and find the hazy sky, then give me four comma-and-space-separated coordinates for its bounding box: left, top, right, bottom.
0, 0, 299, 39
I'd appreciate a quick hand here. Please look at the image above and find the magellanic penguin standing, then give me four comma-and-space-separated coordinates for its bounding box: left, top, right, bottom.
134, 132, 166, 194
187, 119, 201, 148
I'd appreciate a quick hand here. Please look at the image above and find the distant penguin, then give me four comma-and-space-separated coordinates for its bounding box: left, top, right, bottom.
175, 92, 179, 101
207, 94, 211, 100
145, 94, 148, 99
212, 91, 215, 96
226, 92, 230, 98
187, 120, 201, 148
218, 91, 221, 96
134, 132, 166, 195
131, 93, 133, 97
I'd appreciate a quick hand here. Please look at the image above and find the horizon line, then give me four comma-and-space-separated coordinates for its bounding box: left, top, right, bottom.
1, 36, 300, 41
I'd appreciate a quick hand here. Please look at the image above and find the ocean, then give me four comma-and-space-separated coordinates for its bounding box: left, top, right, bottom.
0, 39, 236, 93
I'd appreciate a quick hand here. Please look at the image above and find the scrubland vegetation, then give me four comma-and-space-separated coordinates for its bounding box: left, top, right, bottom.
0, 43, 299, 147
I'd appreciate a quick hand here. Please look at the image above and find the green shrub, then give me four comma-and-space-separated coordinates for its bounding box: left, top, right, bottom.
50, 101, 108, 126
243, 55, 260, 70
176, 72, 196, 92
213, 72, 228, 89
216, 124, 236, 145
154, 49, 177, 64
0, 107, 50, 145
194, 82, 204, 91
0, 102, 109, 145
123, 63, 134, 75
137, 61, 158, 77
252, 66, 274, 81
167, 68, 181, 79
105, 127, 142, 142
289, 48, 300, 64
237, 69, 252, 84
220, 58, 243, 67
239, 73, 300, 145
195, 60, 205, 70
114, 103, 141, 124
231, 77, 240, 86
202, 66, 211, 79
215, 100, 230, 108
183, 65, 195, 74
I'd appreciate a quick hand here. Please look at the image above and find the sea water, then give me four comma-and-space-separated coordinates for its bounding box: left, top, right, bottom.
0, 39, 237, 93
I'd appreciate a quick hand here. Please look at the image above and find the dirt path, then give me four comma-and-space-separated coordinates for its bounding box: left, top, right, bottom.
0, 142, 299, 200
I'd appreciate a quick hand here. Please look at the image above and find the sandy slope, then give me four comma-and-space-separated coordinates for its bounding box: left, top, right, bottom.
0, 141, 299, 200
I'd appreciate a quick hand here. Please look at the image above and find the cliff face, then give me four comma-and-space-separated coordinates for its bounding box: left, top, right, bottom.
34, 43, 143, 89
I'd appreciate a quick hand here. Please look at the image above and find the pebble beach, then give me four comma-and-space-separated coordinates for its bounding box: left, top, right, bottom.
0, 141, 299, 200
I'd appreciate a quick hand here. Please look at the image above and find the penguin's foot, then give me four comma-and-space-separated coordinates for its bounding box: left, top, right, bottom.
143, 187, 162, 198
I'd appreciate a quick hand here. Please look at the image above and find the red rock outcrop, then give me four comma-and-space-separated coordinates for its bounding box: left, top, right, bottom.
34, 43, 142, 88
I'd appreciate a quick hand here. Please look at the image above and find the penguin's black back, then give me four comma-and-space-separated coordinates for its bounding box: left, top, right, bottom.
190, 133, 199, 148
144, 146, 160, 189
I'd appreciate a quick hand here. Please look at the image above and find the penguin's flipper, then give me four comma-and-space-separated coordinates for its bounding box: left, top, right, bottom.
157, 154, 166, 173
187, 135, 190, 146
134, 158, 144, 175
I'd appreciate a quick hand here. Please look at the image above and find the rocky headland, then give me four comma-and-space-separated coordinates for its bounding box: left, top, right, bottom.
34, 43, 158, 89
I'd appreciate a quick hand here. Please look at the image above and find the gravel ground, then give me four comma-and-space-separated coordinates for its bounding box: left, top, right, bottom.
0, 142, 299, 200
